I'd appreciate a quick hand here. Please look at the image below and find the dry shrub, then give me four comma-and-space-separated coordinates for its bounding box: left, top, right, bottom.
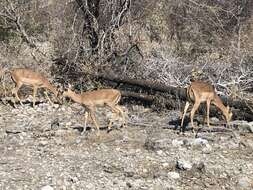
0, 0, 252, 100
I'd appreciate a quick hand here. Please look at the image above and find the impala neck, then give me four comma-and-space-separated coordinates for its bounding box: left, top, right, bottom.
46, 82, 58, 96
213, 94, 229, 118
66, 90, 82, 104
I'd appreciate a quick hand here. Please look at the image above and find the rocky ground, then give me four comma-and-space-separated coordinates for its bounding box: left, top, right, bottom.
0, 96, 253, 190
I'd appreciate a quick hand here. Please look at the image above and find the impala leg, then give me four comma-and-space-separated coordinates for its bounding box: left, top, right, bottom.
107, 113, 115, 131
55, 93, 62, 105
32, 86, 38, 107
206, 98, 211, 128
44, 90, 54, 106
12, 82, 23, 106
106, 104, 125, 130
180, 101, 190, 132
106, 104, 118, 130
81, 111, 89, 135
115, 105, 127, 127
89, 107, 100, 135
190, 100, 201, 132
107, 107, 123, 130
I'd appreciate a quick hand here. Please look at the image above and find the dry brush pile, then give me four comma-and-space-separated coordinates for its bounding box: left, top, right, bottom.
0, 0, 252, 110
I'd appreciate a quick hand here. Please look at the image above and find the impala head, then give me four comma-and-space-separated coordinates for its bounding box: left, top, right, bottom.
224, 105, 233, 123
58, 85, 72, 105
62, 84, 74, 98
62, 88, 72, 97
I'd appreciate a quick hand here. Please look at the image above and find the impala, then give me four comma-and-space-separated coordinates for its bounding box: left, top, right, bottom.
62, 86, 126, 134
10, 68, 59, 107
181, 81, 233, 132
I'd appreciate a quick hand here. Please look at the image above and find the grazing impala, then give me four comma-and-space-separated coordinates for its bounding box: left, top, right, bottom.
181, 81, 233, 132
10, 68, 58, 107
62, 86, 126, 134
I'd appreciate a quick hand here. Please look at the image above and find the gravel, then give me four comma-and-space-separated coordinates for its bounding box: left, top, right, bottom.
0, 101, 253, 190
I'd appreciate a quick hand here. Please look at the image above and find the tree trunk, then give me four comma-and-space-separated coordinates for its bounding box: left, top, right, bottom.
75, 0, 100, 49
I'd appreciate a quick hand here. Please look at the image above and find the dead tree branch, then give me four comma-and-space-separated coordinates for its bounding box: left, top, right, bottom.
0, 0, 36, 48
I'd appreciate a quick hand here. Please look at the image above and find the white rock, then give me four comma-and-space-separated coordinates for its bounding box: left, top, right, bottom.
75, 138, 82, 144
176, 159, 192, 170
172, 139, 184, 146
136, 149, 141, 153
66, 122, 72, 126
41, 185, 54, 190
193, 138, 208, 146
39, 140, 48, 146
71, 176, 78, 183
202, 144, 212, 154
168, 171, 180, 179
237, 176, 251, 189
157, 150, 164, 155
54, 104, 59, 108
210, 117, 220, 123
230, 120, 253, 133
143, 168, 148, 173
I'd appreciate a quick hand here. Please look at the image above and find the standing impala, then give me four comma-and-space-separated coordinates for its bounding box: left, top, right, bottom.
62, 86, 126, 134
10, 68, 59, 107
181, 81, 233, 132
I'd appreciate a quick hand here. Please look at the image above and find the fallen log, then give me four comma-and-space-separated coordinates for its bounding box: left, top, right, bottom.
121, 91, 178, 109
54, 66, 253, 121
94, 72, 187, 99
92, 72, 253, 115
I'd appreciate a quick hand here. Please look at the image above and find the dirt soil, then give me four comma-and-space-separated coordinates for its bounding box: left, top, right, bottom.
0, 98, 253, 190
